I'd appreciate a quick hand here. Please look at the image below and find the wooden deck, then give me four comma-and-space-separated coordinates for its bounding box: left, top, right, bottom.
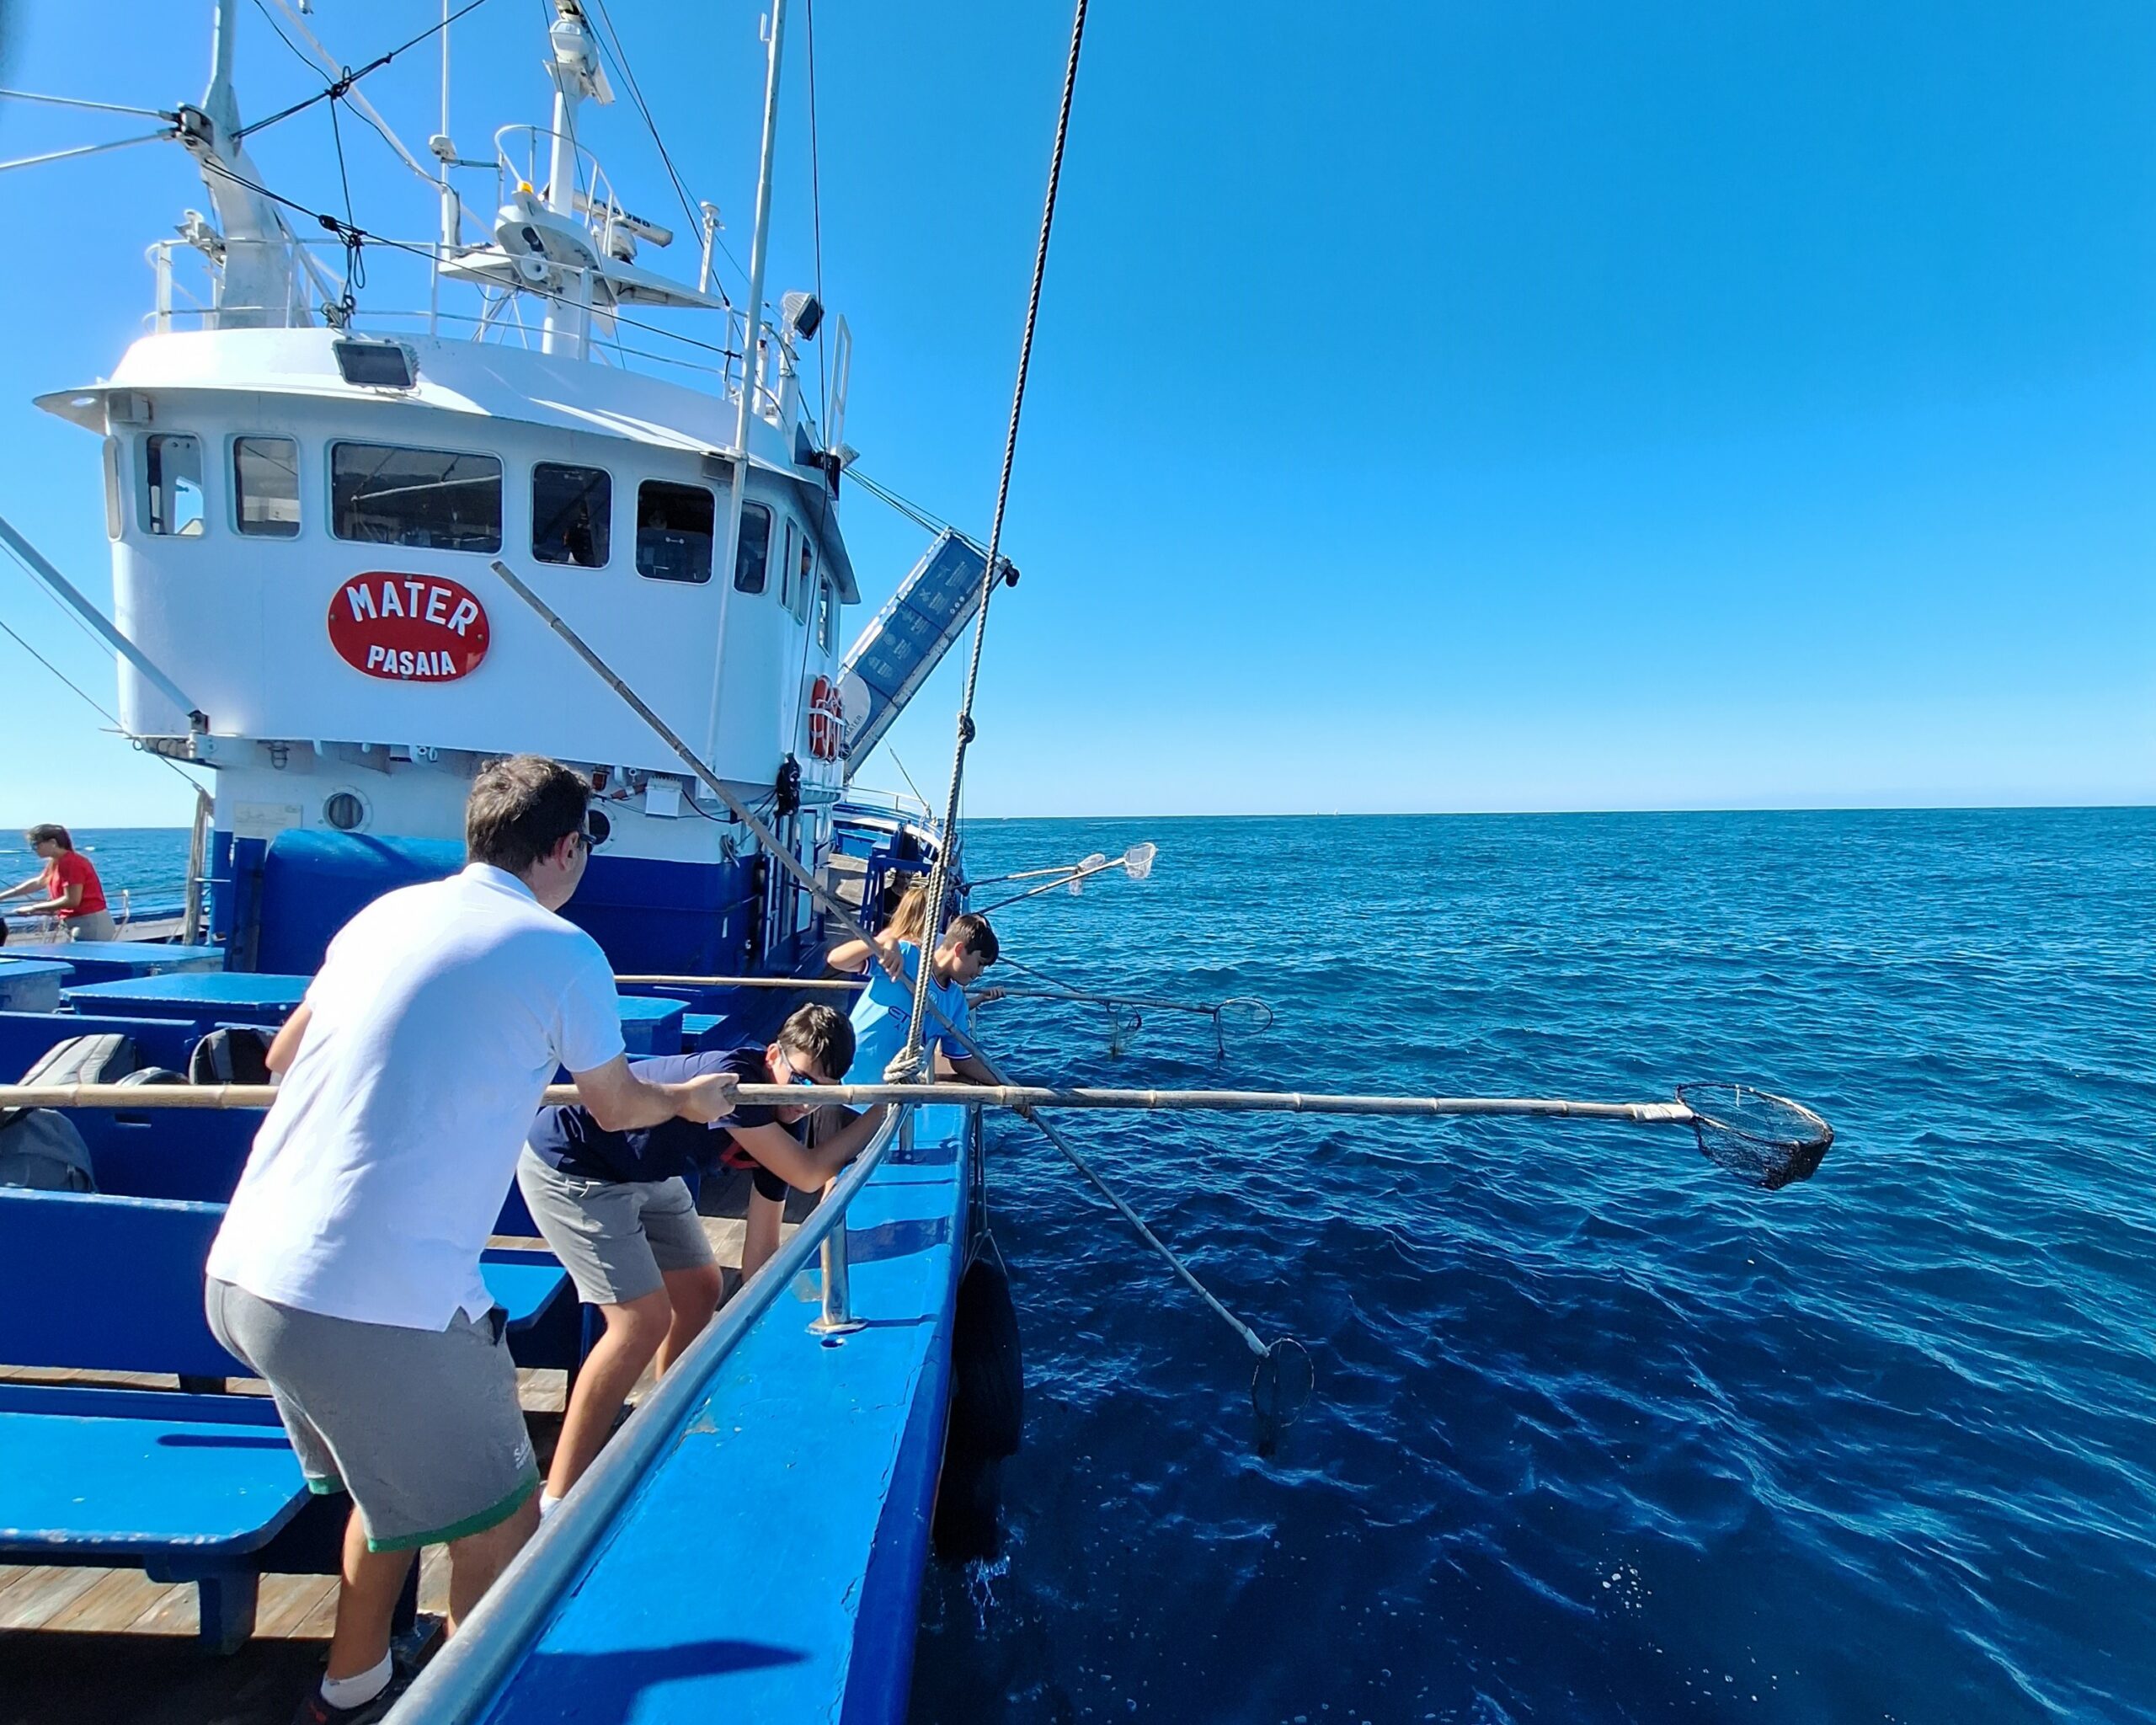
0, 1193, 805, 1725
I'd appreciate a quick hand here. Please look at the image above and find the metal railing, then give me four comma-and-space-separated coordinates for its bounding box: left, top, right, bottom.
385, 1099, 915, 1723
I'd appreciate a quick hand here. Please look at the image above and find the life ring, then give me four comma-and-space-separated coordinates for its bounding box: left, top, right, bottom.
807, 676, 844, 762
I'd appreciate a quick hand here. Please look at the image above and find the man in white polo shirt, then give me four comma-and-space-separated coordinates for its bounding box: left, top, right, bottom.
205, 755, 736, 1725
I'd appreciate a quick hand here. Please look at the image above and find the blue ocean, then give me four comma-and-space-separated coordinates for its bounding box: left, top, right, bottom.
0, 827, 193, 932
21, 812, 2151, 1721
910, 809, 2156, 1724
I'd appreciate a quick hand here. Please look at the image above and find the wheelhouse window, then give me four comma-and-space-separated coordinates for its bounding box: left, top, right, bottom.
330, 442, 502, 553
141, 434, 205, 537
101, 438, 123, 540
792, 533, 815, 622
779, 521, 797, 610
233, 437, 301, 538
817, 579, 838, 652
732, 499, 772, 593
533, 462, 611, 568
634, 479, 714, 584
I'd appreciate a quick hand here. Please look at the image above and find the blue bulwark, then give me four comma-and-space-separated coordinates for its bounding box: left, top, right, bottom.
838, 531, 1006, 775
478, 1104, 973, 1724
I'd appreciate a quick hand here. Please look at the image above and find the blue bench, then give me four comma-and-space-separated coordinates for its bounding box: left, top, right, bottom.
61, 972, 308, 1028
0, 959, 73, 1014
0, 940, 224, 985
0, 1189, 584, 1650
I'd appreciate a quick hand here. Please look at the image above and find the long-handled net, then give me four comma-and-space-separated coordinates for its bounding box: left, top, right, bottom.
1675, 1083, 1833, 1189
983, 956, 1275, 1057
973, 842, 1157, 914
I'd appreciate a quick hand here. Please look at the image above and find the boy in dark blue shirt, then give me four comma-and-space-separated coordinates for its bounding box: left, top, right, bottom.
518, 1003, 888, 1511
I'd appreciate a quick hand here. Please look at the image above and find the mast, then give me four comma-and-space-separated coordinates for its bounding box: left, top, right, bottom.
707, 0, 787, 765
540, 3, 610, 355
189, 0, 299, 328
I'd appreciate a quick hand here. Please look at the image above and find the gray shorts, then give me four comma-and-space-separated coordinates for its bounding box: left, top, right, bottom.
204, 1277, 537, 1552
65, 910, 118, 943
515, 1147, 716, 1307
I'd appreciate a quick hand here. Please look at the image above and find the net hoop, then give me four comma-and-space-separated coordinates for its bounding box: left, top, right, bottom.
1675, 1082, 1833, 1190
1214, 997, 1274, 1033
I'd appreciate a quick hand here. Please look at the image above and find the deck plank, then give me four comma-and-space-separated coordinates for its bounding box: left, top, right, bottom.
40, 1567, 168, 1634
0, 1565, 104, 1632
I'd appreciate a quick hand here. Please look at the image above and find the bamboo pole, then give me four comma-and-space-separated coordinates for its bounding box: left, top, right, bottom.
614, 974, 862, 990
0, 1081, 1697, 1123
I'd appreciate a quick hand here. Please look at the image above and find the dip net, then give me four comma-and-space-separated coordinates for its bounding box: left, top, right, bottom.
1251, 1336, 1314, 1456
1676, 1083, 1833, 1190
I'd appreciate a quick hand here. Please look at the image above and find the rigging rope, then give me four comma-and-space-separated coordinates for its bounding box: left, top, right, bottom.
585, 0, 744, 301
233, 0, 494, 140
902, 0, 1092, 1074
0, 607, 207, 793
194, 157, 744, 365
0, 88, 178, 122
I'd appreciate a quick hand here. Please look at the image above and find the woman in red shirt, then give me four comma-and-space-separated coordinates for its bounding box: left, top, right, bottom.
1, 824, 115, 943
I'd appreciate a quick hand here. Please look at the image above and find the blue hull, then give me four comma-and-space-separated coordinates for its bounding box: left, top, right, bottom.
478, 1106, 970, 1722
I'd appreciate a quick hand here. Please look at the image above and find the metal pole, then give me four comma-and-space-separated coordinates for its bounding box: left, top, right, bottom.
697, 200, 719, 295
432, 0, 451, 336
181, 786, 211, 945
810, 1112, 892, 1337
0, 513, 205, 729
705, 0, 786, 766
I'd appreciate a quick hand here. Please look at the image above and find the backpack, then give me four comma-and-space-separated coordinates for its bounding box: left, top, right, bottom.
0, 1032, 134, 1192
187, 1027, 275, 1087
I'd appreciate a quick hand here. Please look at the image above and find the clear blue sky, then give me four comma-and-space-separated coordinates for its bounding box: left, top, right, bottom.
2, 1, 2149, 824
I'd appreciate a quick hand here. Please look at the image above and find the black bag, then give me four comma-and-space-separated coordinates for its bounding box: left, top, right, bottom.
188, 1027, 275, 1087
0, 1032, 132, 1192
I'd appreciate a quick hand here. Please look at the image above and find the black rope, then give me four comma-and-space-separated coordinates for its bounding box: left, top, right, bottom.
235, 0, 494, 141
0, 608, 206, 793
585, 0, 743, 302
197, 158, 744, 365
248, 0, 321, 76
846, 467, 951, 537
323, 95, 366, 328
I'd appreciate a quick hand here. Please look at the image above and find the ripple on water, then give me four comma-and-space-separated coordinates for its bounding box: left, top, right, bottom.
908, 809, 2156, 1724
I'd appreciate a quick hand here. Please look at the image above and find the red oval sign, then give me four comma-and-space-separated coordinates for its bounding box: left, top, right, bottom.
327, 572, 491, 682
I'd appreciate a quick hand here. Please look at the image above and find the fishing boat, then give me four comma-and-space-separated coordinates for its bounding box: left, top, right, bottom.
0, 3, 1022, 1717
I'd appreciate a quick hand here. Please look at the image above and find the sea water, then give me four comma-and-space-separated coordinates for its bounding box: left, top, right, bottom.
909, 809, 2155, 1724
0, 826, 192, 934
26, 814, 2151, 1720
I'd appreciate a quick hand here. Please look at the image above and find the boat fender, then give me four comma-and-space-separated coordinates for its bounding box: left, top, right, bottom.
116, 1066, 189, 1087
0, 1033, 138, 1132
949, 1253, 1024, 1459
932, 1254, 1024, 1564
188, 1027, 275, 1087
932, 1450, 1007, 1566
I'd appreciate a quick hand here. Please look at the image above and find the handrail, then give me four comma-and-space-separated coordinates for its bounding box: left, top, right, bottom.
385, 1099, 915, 1724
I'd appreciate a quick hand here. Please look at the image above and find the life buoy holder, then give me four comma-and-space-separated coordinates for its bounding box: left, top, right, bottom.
807, 676, 845, 762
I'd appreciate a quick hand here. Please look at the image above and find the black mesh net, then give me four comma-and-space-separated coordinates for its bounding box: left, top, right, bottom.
1676, 1083, 1833, 1190
1251, 1336, 1315, 1455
